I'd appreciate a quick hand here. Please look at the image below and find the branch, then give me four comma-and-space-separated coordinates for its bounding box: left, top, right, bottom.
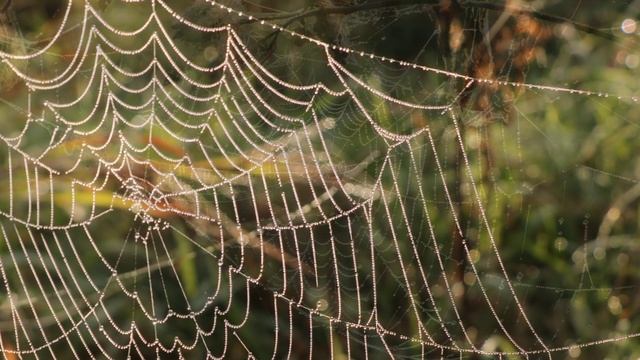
1, 0, 10, 14
243, 0, 616, 42
259, 0, 438, 25
464, 1, 616, 41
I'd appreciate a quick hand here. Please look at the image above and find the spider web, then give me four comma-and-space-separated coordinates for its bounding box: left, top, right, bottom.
0, 0, 638, 358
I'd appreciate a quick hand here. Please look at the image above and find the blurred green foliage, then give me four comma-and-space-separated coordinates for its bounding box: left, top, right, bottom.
0, 0, 639, 359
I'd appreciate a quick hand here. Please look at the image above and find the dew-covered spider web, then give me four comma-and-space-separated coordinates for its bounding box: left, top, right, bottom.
0, 0, 639, 358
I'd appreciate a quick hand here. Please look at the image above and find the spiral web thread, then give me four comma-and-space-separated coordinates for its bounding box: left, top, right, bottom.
0, 0, 637, 358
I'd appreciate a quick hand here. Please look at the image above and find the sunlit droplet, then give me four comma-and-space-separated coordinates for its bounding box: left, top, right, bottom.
203, 46, 219, 62
621, 18, 637, 34
608, 296, 622, 315
463, 272, 476, 286
568, 345, 581, 358
554, 237, 568, 251
316, 299, 328, 312
625, 54, 639, 69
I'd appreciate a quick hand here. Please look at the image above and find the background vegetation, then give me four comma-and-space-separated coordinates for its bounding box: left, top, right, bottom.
0, 0, 639, 359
